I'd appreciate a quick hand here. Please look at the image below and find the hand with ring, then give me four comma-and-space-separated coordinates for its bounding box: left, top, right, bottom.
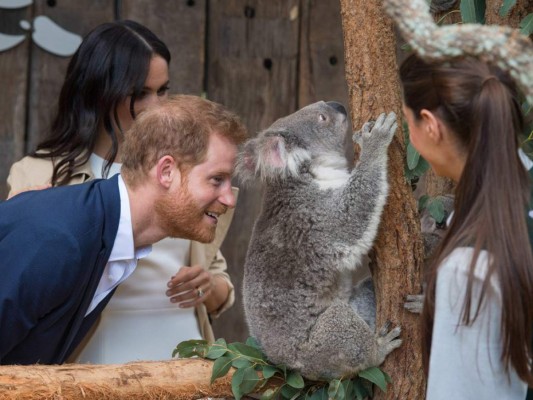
166, 265, 213, 308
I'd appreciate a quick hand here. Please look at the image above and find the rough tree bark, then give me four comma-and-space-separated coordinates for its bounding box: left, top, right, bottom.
0, 359, 234, 400
339, 1, 426, 399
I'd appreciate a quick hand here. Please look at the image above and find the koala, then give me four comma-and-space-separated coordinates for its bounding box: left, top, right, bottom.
237, 101, 401, 380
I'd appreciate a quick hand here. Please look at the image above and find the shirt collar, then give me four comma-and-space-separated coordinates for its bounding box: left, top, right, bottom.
108, 174, 151, 262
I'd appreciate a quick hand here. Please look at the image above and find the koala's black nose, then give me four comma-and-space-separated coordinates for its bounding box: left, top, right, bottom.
326, 101, 347, 116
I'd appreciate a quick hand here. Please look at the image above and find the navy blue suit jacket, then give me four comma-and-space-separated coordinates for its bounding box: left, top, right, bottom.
0, 175, 121, 364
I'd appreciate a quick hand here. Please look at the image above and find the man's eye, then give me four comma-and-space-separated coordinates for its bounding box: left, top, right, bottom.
158, 85, 170, 96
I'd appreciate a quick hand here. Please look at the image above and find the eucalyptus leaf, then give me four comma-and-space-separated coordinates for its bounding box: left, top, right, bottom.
211, 355, 234, 384
232, 358, 253, 369
460, 0, 485, 23
237, 366, 263, 395
262, 365, 281, 379
418, 194, 430, 212
406, 142, 420, 170
353, 379, 370, 400
231, 367, 245, 400
206, 340, 229, 359
520, 13, 533, 36
246, 336, 262, 349
342, 379, 354, 399
327, 379, 345, 400
280, 383, 301, 399
173, 339, 209, 358
428, 198, 446, 223
411, 156, 430, 177
499, 0, 517, 17
286, 371, 305, 389
228, 342, 266, 361
308, 386, 328, 400
384, 371, 392, 383
359, 367, 388, 392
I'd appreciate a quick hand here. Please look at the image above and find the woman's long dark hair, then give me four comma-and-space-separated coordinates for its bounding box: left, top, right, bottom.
32, 20, 171, 185
400, 54, 533, 384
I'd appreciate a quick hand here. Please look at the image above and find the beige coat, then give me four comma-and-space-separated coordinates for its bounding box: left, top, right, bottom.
7, 155, 236, 343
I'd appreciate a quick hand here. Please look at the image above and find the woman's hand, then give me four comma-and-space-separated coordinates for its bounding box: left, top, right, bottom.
166, 265, 229, 313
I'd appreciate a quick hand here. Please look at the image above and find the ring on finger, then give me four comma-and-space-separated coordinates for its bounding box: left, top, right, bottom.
197, 288, 204, 298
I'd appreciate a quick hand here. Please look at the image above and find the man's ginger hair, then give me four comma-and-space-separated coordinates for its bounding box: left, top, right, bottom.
121, 94, 247, 186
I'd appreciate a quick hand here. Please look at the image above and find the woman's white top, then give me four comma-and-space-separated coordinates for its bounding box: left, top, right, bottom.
427, 247, 527, 400
74, 154, 202, 364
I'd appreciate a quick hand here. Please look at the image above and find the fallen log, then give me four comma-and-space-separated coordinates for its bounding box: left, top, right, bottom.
0, 358, 234, 400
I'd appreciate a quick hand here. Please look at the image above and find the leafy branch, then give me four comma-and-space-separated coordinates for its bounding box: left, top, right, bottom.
173, 337, 392, 400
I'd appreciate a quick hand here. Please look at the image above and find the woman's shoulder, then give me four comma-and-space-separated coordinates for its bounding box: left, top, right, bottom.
439, 247, 500, 297
7, 154, 93, 196
7, 156, 56, 194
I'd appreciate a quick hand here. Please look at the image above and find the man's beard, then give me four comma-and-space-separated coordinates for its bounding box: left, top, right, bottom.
154, 186, 225, 244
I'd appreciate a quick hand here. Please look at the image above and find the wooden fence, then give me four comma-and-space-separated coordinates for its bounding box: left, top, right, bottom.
0, 0, 349, 342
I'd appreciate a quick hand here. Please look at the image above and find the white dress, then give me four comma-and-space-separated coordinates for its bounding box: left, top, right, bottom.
426, 247, 527, 400
74, 154, 202, 364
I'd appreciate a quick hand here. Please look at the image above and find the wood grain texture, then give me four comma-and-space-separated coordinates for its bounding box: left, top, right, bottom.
208, 0, 300, 342
340, 0, 426, 398
121, 0, 206, 96
25, 1, 114, 153
0, 358, 234, 399
0, 7, 32, 199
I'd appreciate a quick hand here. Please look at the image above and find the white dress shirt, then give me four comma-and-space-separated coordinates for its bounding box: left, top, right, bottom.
85, 174, 151, 316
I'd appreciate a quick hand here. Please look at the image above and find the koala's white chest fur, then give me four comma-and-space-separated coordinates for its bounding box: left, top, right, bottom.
310, 153, 351, 190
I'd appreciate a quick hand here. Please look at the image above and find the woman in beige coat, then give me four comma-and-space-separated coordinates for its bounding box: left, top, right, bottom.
7, 20, 235, 363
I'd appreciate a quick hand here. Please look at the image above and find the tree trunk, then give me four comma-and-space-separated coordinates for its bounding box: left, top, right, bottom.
339, 1, 426, 399
0, 359, 234, 400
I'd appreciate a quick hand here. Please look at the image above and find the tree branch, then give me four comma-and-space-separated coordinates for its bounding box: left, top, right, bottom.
383, 0, 533, 104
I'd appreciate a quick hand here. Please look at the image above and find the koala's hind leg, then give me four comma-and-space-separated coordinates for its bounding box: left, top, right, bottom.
298, 301, 401, 380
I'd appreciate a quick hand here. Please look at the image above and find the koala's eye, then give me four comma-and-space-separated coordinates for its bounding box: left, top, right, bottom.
318, 114, 327, 122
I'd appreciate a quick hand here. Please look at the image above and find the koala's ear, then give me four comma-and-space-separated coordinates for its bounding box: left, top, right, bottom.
236, 138, 260, 183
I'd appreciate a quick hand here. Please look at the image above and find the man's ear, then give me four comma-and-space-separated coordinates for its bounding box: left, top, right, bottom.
419, 109, 443, 144
156, 155, 180, 189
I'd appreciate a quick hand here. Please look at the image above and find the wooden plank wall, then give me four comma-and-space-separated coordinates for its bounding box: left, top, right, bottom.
0, 0, 348, 342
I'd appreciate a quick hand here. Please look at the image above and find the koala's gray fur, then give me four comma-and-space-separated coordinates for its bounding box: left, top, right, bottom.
237, 101, 401, 380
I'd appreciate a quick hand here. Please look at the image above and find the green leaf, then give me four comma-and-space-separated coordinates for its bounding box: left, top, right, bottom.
228, 342, 266, 361
286, 371, 305, 389
418, 194, 430, 212
280, 384, 301, 399
384, 371, 392, 383
499, 0, 517, 17
246, 336, 262, 349
238, 366, 263, 395
428, 198, 446, 223
359, 367, 388, 392
172, 339, 208, 358
353, 379, 370, 400
520, 13, 533, 35
261, 388, 279, 400
308, 386, 328, 400
232, 357, 252, 369
262, 365, 281, 379
460, 0, 485, 23
342, 379, 355, 399
206, 339, 228, 359
406, 142, 420, 170
232, 367, 245, 400
327, 379, 345, 400
211, 355, 234, 384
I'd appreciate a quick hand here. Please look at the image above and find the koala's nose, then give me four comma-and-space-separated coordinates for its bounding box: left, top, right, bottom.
326, 101, 347, 116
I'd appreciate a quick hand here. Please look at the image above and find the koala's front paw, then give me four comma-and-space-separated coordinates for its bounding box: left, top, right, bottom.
353, 112, 397, 155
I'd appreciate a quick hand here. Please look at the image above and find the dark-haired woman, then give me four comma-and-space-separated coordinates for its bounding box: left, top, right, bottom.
7, 20, 235, 363
400, 54, 533, 399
